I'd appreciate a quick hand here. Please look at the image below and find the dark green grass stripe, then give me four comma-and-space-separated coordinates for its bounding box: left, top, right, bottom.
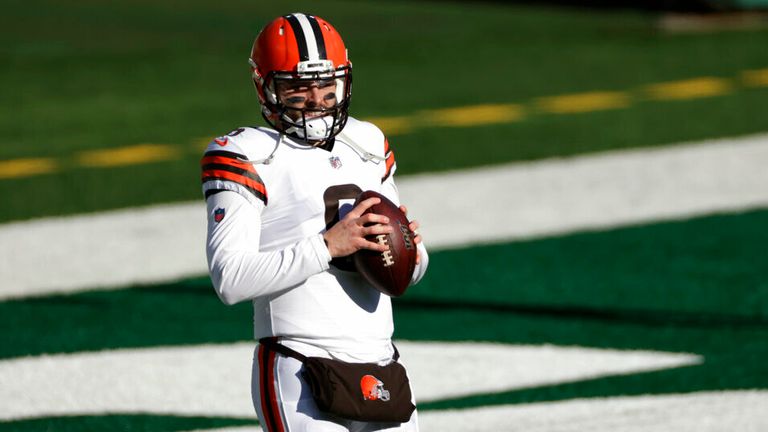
395, 303, 768, 406
418, 362, 764, 411
0, 278, 253, 360
0, 414, 254, 432
409, 208, 768, 319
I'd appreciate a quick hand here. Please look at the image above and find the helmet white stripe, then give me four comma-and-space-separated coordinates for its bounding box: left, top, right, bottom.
293, 13, 321, 61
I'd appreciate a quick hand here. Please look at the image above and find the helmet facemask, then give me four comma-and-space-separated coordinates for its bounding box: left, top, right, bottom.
253, 60, 352, 145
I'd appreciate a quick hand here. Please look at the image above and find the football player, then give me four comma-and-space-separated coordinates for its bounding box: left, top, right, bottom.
202, 13, 429, 431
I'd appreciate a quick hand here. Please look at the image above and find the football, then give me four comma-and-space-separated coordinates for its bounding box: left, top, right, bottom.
352, 190, 417, 297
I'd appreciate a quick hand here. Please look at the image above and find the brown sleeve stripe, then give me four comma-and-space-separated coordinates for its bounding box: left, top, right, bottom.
201, 150, 267, 204
201, 150, 257, 173
381, 139, 396, 182
202, 169, 268, 204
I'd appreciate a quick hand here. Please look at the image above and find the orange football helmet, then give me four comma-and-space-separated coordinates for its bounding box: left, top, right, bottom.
360, 374, 391, 401
249, 13, 352, 143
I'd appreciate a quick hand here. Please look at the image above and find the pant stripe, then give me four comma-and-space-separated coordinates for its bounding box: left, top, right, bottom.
259, 345, 286, 432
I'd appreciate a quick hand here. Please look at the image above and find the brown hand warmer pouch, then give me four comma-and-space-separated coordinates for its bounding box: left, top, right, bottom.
259, 337, 415, 423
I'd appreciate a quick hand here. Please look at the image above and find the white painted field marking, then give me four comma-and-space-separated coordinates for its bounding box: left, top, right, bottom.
418, 390, 768, 432
0, 341, 699, 421
0, 203, 205, 299
405, 341, 701, 403
400, 132, 768, 250
1, 133, 768, 299
181, 391, 768, 432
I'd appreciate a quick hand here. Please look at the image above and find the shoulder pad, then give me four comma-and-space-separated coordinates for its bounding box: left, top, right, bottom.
203, 126, 279, 163
201, 127, 276, 207
338, 117, 387, 160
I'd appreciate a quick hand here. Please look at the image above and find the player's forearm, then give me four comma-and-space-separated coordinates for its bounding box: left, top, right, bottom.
208, 233, 331, 305
205, 190, 332, 304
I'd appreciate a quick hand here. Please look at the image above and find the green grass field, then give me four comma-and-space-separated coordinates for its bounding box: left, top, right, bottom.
2, 0, 768, 221
1, 1, 768, 430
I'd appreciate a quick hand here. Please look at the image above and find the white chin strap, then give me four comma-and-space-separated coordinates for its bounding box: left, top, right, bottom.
285, 114, 334, 141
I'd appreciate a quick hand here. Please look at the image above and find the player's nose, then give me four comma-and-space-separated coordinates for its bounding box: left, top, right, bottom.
305, 87, 323, 107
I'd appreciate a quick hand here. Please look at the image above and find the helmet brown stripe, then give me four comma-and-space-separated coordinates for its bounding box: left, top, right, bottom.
284, 14, 309, 61
307, 15, 327, 60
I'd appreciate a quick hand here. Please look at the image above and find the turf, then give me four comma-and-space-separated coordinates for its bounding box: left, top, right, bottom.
2, 210, 766, 419
2, 3, 767, 430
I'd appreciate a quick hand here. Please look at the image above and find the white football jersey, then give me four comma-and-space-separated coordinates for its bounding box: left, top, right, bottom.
202, 117, 428, 363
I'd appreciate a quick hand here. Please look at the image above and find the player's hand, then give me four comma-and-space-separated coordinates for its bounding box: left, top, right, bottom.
323, 197, 393, 258
400, 205, 423, 265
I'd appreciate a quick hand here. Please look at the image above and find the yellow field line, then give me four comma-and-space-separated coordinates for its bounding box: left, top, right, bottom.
643, 77, 732, 101
0, 158, 58, 179
1, 68, 767, 180
536, 91, 631, 114
361, 115, 415, 136
422, 103, 526, 127
741, 68, 768, 87
77, 144, 178, 168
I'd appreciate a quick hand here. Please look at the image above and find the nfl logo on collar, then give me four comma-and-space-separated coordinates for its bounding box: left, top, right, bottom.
329, 156, 342, 169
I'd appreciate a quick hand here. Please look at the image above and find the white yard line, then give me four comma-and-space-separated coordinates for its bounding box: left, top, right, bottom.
1, 338, 758, 432
0, 341, 700, 421
401, 132, 768, 249
175, 390, 768, 432
418, 390, 768, 432
178, 391, 768, 432
0, 203, 206, 299
1, 133, 768, 300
